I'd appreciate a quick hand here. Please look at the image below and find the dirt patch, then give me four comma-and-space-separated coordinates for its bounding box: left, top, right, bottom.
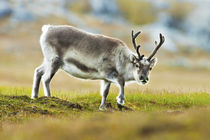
0, 95, 83, 120
23, 106, 50, 115
8, 95, 31, 101
117, 103, 133, 111
35, 96, 82, 110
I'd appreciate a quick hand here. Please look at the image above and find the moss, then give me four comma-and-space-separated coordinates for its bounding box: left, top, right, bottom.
0, 86, 210, 123
0, 86, 210, 139
0, 94, 83, 122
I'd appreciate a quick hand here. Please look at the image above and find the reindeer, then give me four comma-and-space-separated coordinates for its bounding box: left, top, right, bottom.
31, 25, 165, 110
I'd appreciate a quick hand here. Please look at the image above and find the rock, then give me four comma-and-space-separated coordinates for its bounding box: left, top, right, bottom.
183, 5, 210, 52
0, 0, 12, 18
143, 0, 210, 52
11, 0, 35, 22
11, 8, 35, 22
89, 0, 120, 23
90, 0, 118, 15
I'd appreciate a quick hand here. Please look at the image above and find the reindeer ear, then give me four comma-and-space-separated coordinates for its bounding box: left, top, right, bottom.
150, 58, 158, 67
130, 55, 138, 63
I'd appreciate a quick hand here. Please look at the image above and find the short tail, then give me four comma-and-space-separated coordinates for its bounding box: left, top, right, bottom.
41, 24, 51, 32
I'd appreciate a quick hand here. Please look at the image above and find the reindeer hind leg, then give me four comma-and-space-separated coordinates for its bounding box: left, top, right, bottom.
42, 58, 61, 97
31, 64, 44, 98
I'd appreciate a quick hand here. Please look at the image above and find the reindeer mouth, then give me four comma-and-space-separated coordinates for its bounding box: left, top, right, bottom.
141, 80, 148, 84
136, 79, 148, 85
136, 79, 149, 85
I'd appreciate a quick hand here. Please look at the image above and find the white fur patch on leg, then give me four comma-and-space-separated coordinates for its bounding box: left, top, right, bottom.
116, 96, 125, 105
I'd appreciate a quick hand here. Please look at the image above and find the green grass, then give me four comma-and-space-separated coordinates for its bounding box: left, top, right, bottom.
0, 86, 210, 121
0, 86, 210, 140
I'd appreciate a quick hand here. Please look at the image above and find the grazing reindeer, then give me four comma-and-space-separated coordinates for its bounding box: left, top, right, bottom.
31, 25, 165, 110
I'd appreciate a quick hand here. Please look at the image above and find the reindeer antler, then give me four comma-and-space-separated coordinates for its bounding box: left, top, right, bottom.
131, 30, 144, 60
147, 33, 165, 61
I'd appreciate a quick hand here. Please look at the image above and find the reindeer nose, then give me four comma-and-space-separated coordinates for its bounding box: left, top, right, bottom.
140, 76, 149, 82
140, 76, 144, 81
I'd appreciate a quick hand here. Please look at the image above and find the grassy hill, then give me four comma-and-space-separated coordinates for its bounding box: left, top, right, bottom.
0, 86, 210, 140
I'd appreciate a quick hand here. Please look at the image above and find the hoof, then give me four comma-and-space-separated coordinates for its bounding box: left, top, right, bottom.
116, 97, 124, 105
31, 96, 38, 99
117, 103, 123, 110
99, 103, 113, 111
99, 105, 107, 111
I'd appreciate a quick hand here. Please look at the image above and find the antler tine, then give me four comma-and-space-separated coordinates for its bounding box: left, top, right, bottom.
131, 30, 141, 49
136, 45, 141, 59
131, 30, 142, 60
147, 33, 165, 61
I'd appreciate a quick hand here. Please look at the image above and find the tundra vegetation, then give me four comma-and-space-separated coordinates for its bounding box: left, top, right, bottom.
0, 85, 210, 140
1, 0, 210, 139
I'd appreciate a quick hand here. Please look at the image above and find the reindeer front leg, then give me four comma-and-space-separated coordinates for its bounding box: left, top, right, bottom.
105, 70, 125, 108
116, 77, 125, 105
99, 80, 111, 110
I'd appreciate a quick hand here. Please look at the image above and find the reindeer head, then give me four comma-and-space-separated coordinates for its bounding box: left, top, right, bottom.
130, 30, 165, 85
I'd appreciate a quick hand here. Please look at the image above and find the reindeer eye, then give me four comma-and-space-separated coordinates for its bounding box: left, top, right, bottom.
136, 64, 139, 67
149, 68, 152, 70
